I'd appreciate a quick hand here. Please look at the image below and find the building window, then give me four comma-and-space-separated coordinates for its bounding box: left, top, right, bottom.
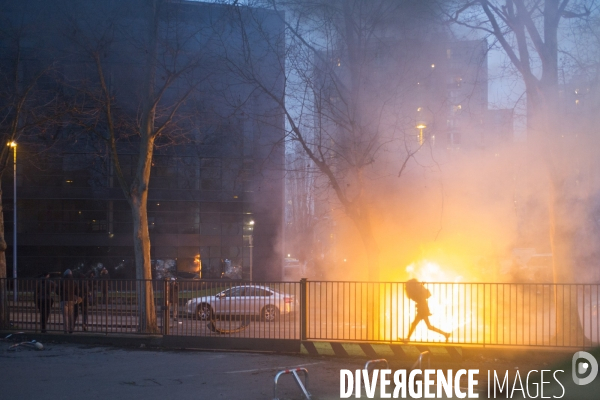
449, 131, 461, 145
201, 158, 222, 191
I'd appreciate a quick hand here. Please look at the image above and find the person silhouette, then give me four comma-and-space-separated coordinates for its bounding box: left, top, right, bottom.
36, 272, 56, 333
58, 269, 79, 334
170, 278, 180, 322
402, 279, 450, 342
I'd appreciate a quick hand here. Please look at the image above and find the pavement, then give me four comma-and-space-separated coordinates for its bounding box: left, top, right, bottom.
0, 341, 363, 399
1, 331, 599, 399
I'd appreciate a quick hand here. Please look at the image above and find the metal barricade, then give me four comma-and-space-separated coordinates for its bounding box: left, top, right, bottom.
2, 278, 599, 349
364, 358, 389, 372
273, 367, 311, 400
361, 359, 389, 394
411, 351, 430, 370
305, 281, 600, 348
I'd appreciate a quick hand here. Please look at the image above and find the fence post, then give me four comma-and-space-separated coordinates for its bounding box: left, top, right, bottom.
300, 278, 307, 341
163, 278, 170, 335
0, 278, 6, 329
104, 279, 108, 335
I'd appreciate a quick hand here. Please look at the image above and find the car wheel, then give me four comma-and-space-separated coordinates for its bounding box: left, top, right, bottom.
196, 303, 212, 320
261, 305, 279, 322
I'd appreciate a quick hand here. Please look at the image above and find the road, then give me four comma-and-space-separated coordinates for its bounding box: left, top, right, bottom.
0, 342, 363, 399
2, 341, 592, 399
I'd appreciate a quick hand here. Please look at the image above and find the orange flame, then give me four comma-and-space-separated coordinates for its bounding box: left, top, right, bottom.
383, 261, 473, 343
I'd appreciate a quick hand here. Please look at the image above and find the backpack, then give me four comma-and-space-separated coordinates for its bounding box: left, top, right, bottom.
405, 279, 431, 302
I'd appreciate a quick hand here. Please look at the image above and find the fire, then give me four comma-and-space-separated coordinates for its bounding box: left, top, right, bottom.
379, 260, 476, 343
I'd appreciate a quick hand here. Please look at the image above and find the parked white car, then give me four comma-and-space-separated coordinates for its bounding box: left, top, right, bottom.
185, 285, 295, 322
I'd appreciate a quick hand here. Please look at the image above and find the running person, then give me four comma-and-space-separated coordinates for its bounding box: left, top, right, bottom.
403, 279, 450, 342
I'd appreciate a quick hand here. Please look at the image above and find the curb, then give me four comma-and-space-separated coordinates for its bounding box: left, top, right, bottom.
1, 330, 580, 365
0, 330, 300, 353
300, 341, 462, 360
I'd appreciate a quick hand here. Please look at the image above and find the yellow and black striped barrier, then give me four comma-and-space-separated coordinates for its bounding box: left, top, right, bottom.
301, 341, 462, 361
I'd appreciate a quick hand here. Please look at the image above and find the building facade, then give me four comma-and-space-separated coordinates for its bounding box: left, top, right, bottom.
0, 0, 285, 280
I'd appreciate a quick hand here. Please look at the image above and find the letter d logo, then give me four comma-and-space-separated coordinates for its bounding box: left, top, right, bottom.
572, 351, 598, 385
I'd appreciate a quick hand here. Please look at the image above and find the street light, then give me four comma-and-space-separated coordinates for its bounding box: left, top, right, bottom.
7, 141, 16, 302
249, 220, 254, 282
416, 123, 427, 145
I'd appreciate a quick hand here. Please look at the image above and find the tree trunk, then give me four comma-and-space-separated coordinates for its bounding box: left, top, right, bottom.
360, 227, 380, 282
127, 0, 160, 334
0, 188, 8, 328
349, 201, 379, 282
349, 203, 382, 339
529, 83, 571, 342
130, 135, 158, 333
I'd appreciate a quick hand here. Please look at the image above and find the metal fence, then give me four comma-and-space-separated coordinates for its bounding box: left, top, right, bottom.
1, 278, 299, 339
1, 279, 598, 348
304, 281, 600, 348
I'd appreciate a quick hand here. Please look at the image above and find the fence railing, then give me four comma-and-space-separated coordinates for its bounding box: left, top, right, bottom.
304, 281, 600, 348
0, 278, 299, 339
1, 279, 598, 348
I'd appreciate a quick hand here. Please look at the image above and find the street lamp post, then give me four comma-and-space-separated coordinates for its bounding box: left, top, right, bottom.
249, 220, 254, 282
249, 235, 253, 282
416, 123, 427, 146
8, 141, 16, 302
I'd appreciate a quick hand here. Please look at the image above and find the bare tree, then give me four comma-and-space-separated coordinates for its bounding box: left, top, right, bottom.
284, 143, 317, 267
565, 10, 600, 282
448, 0, 593, 284
0, 19, 64, 327
64, 0, 216, 332
226, 0, 447, 280
447, 1, 597, 344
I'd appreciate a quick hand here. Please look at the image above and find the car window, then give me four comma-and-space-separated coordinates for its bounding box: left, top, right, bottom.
219, 287, 243, 297
243, 287, 255, 296
254, 288, 273, 297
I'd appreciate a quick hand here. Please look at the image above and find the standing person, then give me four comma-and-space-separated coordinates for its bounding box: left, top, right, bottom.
402, 279, 450, 343
88, 269, 98, 308
58, 269, 79, 334
99, 267, 110, 306
170, 278, 179, 321
73, 271, 82, 328
74, 271, 92, 331
35, 273, 56, 333
85, 270, 96, 327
